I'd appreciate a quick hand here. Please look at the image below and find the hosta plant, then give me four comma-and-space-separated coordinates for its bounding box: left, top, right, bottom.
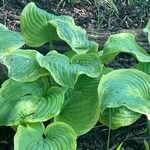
0, 2, 150, 149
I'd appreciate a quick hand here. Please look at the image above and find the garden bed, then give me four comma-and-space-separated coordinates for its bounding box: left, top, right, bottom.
0, 1, 150, 150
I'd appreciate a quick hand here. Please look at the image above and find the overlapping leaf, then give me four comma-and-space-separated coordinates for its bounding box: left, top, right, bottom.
36, 50, 103, 88
100, 33, 150, 63
99, 106, 141, 129
143, 19, 150, 44
47, 19, 98, 53
54, 69, 112, 134
0, 49, 49, 82
134, 63, 150, 75
0, 78, 64, 126
55, 75, 100, 135
0, 23, 24, 54
14, 122, 77, 150
98, 69, 150, 129
21, 2, 60, 47
21, 2, 97, 53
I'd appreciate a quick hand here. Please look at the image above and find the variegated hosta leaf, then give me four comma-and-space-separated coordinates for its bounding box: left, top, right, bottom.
0, 23, 24, 54
0, 49, 49, 82
36, 50, 103, 88
99, 106, 141, 129
143, 19, 150, 44
55, 75, 100, 135
21, 2, 59, 47
134, 63, 150, 75
100, 33, 150, 63
21, 2, 98, 53
14, 122, 77, 150
0, 78, 64, 126
98, 69, 150, 129
48, 20, 98, 54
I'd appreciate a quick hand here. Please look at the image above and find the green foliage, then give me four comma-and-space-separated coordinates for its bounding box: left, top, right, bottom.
116, 142, 124, 150
100, 33, 150, 64
0, 78, 64, 126
144, 140, 150, 150
36, 50, 103, 88
21, 2, 98, 54
98, 69, 149, 129
0, 50, 49, 82
134, 62, 150, 75
14, 122, 77, 150
0, 2, 150, 149
55, 75, 100, 135
0, 24, 24, 54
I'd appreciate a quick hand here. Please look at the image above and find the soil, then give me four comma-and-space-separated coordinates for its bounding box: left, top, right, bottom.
0, 0, 150, 150
0, 0, 150, 31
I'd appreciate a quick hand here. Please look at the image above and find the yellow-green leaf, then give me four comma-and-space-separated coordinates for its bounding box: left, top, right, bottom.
0, 23, 24, 54
98, 69, 150, 129
0, 49, 49, 82
14, 122, 77, 150
36, 50, 103, 87
0, 78, 64, 126
100, 33, 150, 63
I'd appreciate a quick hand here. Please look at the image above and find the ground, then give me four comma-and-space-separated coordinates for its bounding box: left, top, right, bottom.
0, 0, 150, 149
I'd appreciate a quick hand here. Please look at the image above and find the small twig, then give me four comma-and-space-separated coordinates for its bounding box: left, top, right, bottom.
0, 0, 11, 10
56, 0, 64, 12
93, 124, 104, 128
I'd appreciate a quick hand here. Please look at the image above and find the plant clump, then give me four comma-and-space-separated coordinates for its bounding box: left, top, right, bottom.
0, 2, 150, 149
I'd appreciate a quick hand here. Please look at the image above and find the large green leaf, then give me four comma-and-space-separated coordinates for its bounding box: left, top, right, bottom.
55, 75, 100, 135
14, 122, 77, 150
47, 19, 98, 54
0, 23, 24, 54
21, 2, 59, 47
36, 50, 103, 88
0, 78, 64, 126
21, 2, 97, 53
134, 62, 150, 75
0, 49, 49, 82
143, 19, 150, 44
99, 106, 141, 129
98, 69, 150, 129
100, 33, 150, 63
